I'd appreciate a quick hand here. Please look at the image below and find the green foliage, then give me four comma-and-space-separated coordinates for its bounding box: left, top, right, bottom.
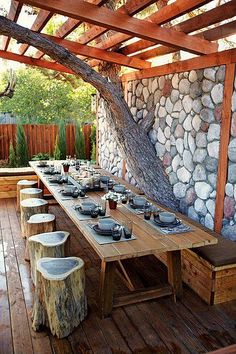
58, 122, 66, 159
8, 141, 17, 167
53, 135, 61, 160
75, 123, 86, 159
0, 68, 96, 124
31, 152, 51, 161
15, 125, 29, 167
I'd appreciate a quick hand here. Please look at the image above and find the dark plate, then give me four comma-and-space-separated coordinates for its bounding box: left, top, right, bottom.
129, 200, 148, 210
76, 206, 92, 215
92, 224, 115, 236
153, 216, 181, 228
85, 186, 104, 192
37, 164, 47, 168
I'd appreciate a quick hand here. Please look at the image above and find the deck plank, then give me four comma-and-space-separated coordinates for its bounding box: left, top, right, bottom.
1, 199, 236, 354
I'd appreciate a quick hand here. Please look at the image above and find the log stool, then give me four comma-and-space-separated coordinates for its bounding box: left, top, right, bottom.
20, 198, 48, 238
32, 257, 87, 338
28, 231, 70, 285
25, 213, 56, 261
20, 188, 43, 205
17, 179, 38, 211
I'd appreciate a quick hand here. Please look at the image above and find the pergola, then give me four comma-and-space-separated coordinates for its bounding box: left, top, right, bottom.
0, 0, 235, 74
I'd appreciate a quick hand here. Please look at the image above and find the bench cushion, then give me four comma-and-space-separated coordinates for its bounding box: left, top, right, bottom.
194, 236, 236, 267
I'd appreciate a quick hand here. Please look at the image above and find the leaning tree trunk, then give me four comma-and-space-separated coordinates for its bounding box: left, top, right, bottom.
0, 16, 179, 210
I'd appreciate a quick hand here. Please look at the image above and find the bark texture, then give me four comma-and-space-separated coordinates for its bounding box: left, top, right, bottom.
32, 257, 87, 338
0, 16, 179, 210
20, 198, 48, 238
28, 231, 70, 285
17, 179, 38, 211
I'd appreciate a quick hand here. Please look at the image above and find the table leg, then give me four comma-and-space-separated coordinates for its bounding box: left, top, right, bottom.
167, 250, 183, 301
99, 260, 116, 318
38, 178, 44, 195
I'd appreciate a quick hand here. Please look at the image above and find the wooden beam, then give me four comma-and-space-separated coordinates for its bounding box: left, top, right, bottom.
214, 63, 236, 233
92, 0, 213, 52
18, 9, 53, 55
0, 50, 74, 74
75, 0, 159, 47
34, 0, 108, 59
1, 1, 23, 51
39, 33, 151, 69
121, 48, 236, 81
122, 0, 236, 56
134, 19, 236, 61
17, 0, 217, 55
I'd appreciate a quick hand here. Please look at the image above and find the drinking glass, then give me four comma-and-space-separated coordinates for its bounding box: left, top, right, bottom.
144, 206, 152, 220
90, 206, 99, 218
121, 193, 128, 204
123, 220, 133, 239
112, 225, 122, 241
99, 199, 106, 216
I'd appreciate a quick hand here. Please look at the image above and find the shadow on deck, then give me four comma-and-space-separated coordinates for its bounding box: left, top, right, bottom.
1, 198, 236, 354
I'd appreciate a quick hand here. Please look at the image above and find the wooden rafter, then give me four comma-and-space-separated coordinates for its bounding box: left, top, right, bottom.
134, 20, 236, 61
18, 9, 53, 55
88, 0, 213, 52
0, 49, 74, 74
73, 0, 159, 46
34, 0, 109, 59
17, 0, 217, 55
1, 1, 22, 51
37, 33, 151, 69
123, 0, 236, 57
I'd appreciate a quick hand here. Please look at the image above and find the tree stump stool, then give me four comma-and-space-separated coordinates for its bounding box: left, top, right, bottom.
20, 187, 43, 206
20, 198, 49, 238
25, 213, 56, 261
32, 257, 87, 338
28, 231, 70, 285
17, 179, 38, 211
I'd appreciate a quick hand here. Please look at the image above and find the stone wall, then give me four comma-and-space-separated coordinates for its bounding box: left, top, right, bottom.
97, 65, 236, 236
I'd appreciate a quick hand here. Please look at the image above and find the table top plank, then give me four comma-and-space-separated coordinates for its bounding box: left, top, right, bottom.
29, 161, 218, 262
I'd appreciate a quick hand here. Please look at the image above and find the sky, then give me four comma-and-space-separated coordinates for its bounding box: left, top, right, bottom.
0, 0, 235, 72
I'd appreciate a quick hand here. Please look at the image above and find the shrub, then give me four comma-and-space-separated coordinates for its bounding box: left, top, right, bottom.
15, 124, 29, 167
75, 123, 86, 159
53, 135, 61, 160
31, 152, 51, 161
8, 141, 17, 167
90, 125, 96, 161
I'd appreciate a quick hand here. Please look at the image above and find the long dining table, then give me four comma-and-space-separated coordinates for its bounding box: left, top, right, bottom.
30, 161, 218, 318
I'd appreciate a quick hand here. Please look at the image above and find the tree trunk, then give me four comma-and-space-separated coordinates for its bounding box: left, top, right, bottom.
20, 198, 49, 238
17, 179, 38, 212
20, 187, 43, 204
0, 16, 179, 210
28, 231, 70, 285
32, 257, 87, 338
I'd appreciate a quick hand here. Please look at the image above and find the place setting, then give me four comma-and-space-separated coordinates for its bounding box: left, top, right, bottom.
143, 209, 192, 235
87, 218, 136, 245
73, 199, 109, 221
124, 194, 151, 214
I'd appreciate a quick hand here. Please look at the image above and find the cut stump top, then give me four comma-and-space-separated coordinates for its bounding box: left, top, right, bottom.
17, 179, 37, 185
29, 231, 69, 246
21, 198, 48, 208
20, 188, 42, 194
37, 257, 84, 281
28, 213, 55, 224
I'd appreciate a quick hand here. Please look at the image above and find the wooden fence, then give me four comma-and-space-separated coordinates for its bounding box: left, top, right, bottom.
0, 124, 92, 160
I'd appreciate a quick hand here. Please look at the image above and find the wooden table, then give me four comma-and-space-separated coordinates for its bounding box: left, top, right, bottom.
30, 161, 218, 318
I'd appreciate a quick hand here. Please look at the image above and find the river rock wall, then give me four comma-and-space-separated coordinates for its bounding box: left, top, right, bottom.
97, 65, 236, 236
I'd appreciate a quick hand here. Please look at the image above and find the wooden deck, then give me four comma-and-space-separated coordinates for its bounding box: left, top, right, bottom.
1, 198, 236, 354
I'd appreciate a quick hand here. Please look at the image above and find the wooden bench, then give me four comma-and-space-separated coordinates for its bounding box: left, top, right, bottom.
0, 168, 37, 199
156, 234, 236, 305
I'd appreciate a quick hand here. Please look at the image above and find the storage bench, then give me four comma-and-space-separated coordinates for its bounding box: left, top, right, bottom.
156, 235, 236, 305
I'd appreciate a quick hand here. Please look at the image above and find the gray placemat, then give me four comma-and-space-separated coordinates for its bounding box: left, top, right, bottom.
145, 219, 192, 235
72, 206, 111, 221
85, 222, 136, 245
124, 203, 145, 215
